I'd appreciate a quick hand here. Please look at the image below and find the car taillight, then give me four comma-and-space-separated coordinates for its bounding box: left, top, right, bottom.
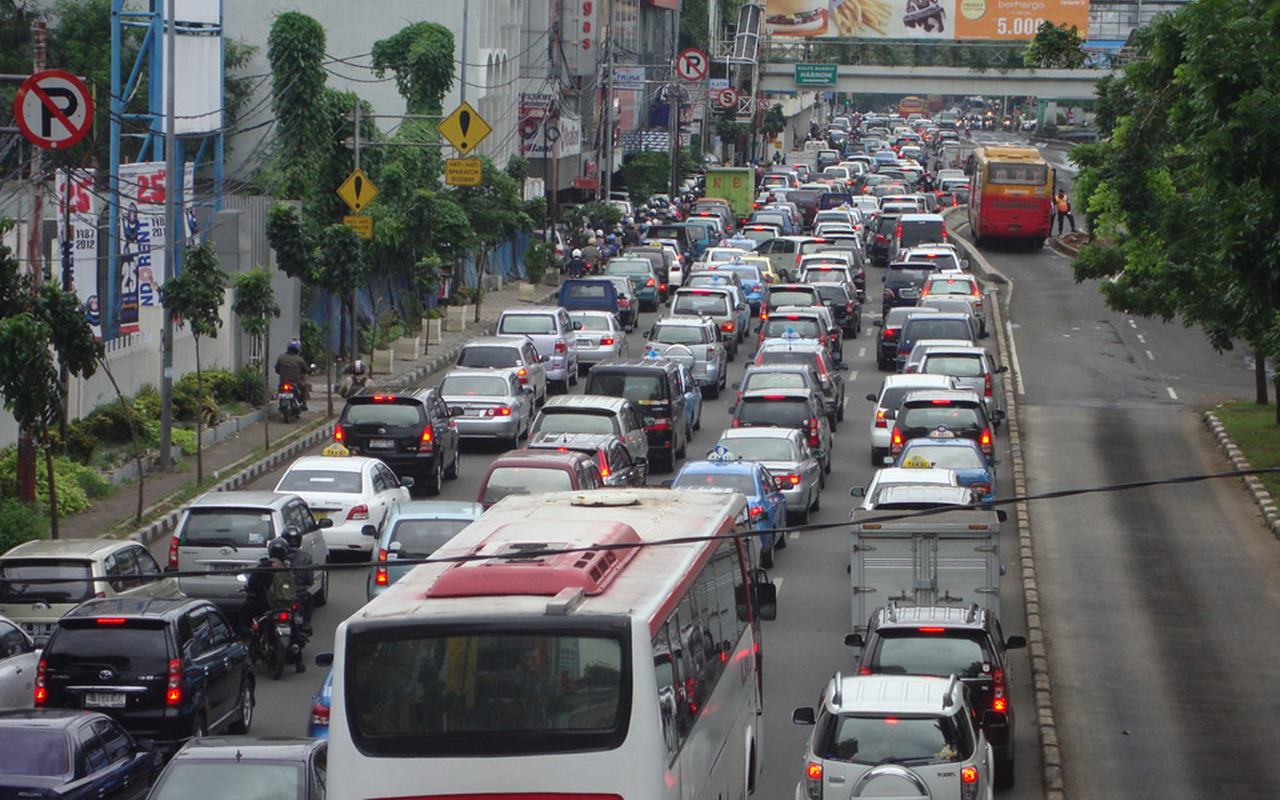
749, 505, 766, 520
980, 427, 993, 455
778, 473, 802, 488
992, 666, 1008, 711
168, 532, 180, 568
721, 321, 735, 333
808, 418, 820, 447
884, 326, 899, 340
941, 224, 949, 241
419, 426, 433, 452
645, 277, 656, 287
485, 406, 512, 417
375, 548, 389, 586
731, 417, 741, 428
984, 372, 993, 397
516, 367, 528, 383
845, 302, 854, 313
599, 337, 616, 346
706, 346, 718, 360
894, 222, 903, 242
890, 426, 904, 453
166, 658, 182, 706
960, 765, 980, 800
875, 408, 888, 428
804, 762, 823, 799
618, 296, 631, 308
554, 341, 567, 354
970, 482, 991, 498
310, 700, 330, 728
34, 658, 46, 705
347, 504, 369, 520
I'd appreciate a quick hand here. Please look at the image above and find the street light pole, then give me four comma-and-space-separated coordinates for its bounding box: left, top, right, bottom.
158, 0, 177, 469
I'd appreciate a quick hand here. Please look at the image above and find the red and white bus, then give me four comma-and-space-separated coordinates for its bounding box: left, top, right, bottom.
328, 488, 777, 800
967, 145, 1055, 249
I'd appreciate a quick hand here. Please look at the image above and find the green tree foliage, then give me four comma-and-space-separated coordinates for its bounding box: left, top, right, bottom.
231, 268, 280, 448
452, 158, 532, 317
1023, 21, 1086, 68
1071, 0, 1280, 416
620, 152, 672, 203
267, 11, 330, 198
371, 22, 455, 114
762, 104, 786, 140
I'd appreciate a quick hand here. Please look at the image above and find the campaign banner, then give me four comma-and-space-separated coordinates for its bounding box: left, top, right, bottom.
764, 0, 1088, 39
55, 169, 101, 338
116, 161, 196, 333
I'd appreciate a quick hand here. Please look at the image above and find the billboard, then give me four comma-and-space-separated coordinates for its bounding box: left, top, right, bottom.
764, 0, 1088, 39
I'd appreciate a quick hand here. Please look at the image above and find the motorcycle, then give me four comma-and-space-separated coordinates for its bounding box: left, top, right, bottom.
250, 601, 309, 680
276, 363, 317, 422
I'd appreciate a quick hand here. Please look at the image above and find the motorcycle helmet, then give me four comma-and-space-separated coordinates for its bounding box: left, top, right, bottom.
354, 359, 366, 374
286, 338, 301, 354
572, 249, 583, 258
267, 537, 290, 560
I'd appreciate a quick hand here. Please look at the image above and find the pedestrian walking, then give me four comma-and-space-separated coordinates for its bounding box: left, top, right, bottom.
1054, 190, 1076, 234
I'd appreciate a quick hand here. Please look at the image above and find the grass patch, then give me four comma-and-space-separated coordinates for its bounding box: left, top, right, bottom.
1213, 401, 1280, 497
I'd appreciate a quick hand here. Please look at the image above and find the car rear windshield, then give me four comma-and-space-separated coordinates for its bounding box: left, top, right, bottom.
742, 372, 810, 393
815, 285, 852, 303
388, 518, 473, 558
180, 507, 276, 548
0, 559, 93, 604
674, 472, 758, 494
925, 279, 973, 296
533, 410, 618, 436
715, 438, 795, 461
673, 293, 729, 316
988, 162, 1048, 186
483, 467, 575, 503
606, 261, 650, 276
345, 628, 627, 755
757, 351, 822, 373
149, 763, 303, 800
652, 325, 706, 345
736, 398, 811, 427
719, 265, 762, 284
923, 355, 984, 378
46, 622, 170, 671
565, 283, 609, 299
741, 228, 776, 243
900, 405, 983, 432
457, 345, 520, 368
899, 445, 984, 470
904, 319, 972, 343
768, 289, 816, 307
0, 730, 69, 776
763, 318, 822, 340
573, 315, 613, 332
277, 469, 363, 494
342, 401, 425, 427
441, 375, 510, 397
899, 221, 945, 248
817, 713, 972, 765
585, 372, 668, 404
873, 631, 991, 679
499, 315, 557, 335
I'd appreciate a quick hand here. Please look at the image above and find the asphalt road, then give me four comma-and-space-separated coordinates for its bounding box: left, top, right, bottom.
965, 132, 1280, 799
150, 285, 1042, 797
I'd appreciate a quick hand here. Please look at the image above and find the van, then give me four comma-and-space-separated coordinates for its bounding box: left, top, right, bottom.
496, 306, 581, 393
557, 278, 620, 316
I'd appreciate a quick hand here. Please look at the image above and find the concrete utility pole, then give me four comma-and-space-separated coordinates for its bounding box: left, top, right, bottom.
158, 0, 178, 468
602, 0, 616, 201
669, 6, 682, 198
546, 3, 561, 243
460, 2, 469, 105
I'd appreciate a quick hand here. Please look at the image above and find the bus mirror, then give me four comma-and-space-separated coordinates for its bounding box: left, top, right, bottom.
753, 580, 778, 622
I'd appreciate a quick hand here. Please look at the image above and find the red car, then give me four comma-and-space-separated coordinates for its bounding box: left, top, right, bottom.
476, 449, 603, 510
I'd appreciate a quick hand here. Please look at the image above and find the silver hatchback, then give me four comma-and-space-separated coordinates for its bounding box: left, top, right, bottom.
643, 316, 727, 397
439, 368, 534, 448
715, 427, 823, 522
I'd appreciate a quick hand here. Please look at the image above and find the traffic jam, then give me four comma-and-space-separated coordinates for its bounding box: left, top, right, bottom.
0, 111, 1030, 799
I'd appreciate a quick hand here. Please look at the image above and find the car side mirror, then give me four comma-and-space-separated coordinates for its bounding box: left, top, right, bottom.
961, 259, 971, 269
981, 709, 1010, 730
316, 518, 334, 529
315, 651, 334, 667
844, 632, 865, 648
997, 365, 1009, 373
1005, 635, 1027, 650
792, 706, 816, 726
450, 406, 465, 417
996, 509, 1008, 523
135, 737, 157, 753
814, 449, 827, 460
874, 319, 883, 327
849, 486, 866, 497
399, 476, 415, 489
540, 354, 551, 363
993, 409, 1007, 422
865, 392, 877, 402
361, 525, 378, 538
660, 479, 674, 488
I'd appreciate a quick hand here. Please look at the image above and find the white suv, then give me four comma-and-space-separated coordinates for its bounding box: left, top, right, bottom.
792, 674, 995, 800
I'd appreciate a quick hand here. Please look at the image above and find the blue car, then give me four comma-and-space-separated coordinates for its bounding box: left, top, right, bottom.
895, 438, 997, 507
308, 667, 333, 738
0, 710, 161, 798
671, 445, 787, 567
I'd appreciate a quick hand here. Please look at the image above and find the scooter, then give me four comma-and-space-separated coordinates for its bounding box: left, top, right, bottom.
250, 601, 309, 680
276, 381, 302, 422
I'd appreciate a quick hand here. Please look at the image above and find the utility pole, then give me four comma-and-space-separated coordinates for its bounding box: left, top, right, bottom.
460, 2, 469, 105
669, 6, 682, 198
16, 19, 47, 503
351, 101, 362, 367
157, 0, 177, 469
602, 0, 616, 201
546, 4, 561, 247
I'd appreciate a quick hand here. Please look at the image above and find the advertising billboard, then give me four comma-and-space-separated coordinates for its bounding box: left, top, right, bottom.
764, 0, 1088, 39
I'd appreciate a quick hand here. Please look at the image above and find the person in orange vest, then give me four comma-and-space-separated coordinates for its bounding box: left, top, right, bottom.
1054, 189, 1076, 234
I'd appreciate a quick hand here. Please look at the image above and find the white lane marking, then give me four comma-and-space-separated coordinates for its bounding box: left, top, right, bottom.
1166, 386, 1178, 400
1136, 334, 1146, 344
846, 370, 859, 384
774, 577, 784, 594
1005, 320, 1026, 395
788, 531, 800, 540
1128, 319, 1137, 329
857, 347, 867, 358
1145, 349, 1155, 361
956, 221, 971, 234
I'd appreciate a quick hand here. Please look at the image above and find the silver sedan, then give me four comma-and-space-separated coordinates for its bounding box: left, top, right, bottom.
570, 310, 629, 372
438, 368, 534, 449
714, 427, 824, 523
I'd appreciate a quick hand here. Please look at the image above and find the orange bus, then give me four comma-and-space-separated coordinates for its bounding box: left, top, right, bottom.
898, 96, 927, 118
967, 145, 1055, 249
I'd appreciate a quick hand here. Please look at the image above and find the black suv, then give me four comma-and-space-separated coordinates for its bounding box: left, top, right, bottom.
810, 281, 862, 339
880, 263, 933, 316
891, 389, 1002, 462
38, 597, 254, 749
527, 431, 648, 487
335, 388, 461, 495
847, 603, 1026, 787
583, 360, 688, 472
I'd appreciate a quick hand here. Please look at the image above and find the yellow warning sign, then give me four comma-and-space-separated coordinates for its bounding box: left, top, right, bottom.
337, 168, 378, 213
343, 214, 373, 240
437, 101, 491, 156
444, 158, 483, 187
322, 442, 351, 457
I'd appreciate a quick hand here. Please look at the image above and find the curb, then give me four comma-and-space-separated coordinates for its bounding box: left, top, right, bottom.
946, 213, 1067, 799
1204, 410, 1280, 537
121, 287, 560, 549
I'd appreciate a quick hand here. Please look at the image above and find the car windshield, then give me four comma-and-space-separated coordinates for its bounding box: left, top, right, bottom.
923, 355, 984, 378
388, 518, 473, 558
533, 410, 618, 436
905, 320, 972, 343
673, 471, 759, 494
457, 346, 520, 368
150, 763, 303, 800
899, 445, 984, 470
499, 315, 556, 335
673, 293, 729, 316
0, 730, 69, 776
715, 438, 796, 461
585, 372, 667, 404
652, 325, 705, 345
874, 632, 989, 679
900, 406, 983, 433
736, 398, 811, 427
441, 375, 511, 397
769, 290, 816, 307
483, 467, 574, 503
886, 270, 931, 290
276, 469, 363, 494
763, 318, 822, 339
0, 559, 93, 604
815, 285, 851, 303
573, 315, 613, 332
926, 279, 973, 296
343, 403, 423, 427
179, 507, 275, 548
820, 714, 969, 765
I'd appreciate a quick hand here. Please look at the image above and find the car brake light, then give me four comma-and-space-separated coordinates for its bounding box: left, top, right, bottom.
375, 548, 389, 586
166, 658, 182, 706
845, 302, 854, 313
749, 505, 766, 520
930, 399, 952, 405
804, 761, 823, 800
721, 321, 735, 333
34, 658, 46, 705
646, 277, 656, 287
808, 417, 820, 448
941, 224, 949, 241
894, 222, 903, 241
371, 394, 393, 402
980, 427, 993, 454
554, 340, 567, 354
486, 406, 513, 417
890, 426, 904, 452
971, 482, 992, 497
347, 504, 370, 520
875, 408, 888, 428
311, 700, 331, 728
619, 296, 631, 307
984, 372, 993, 397
333, 423, 345, 442
168, 532, 180, 568
95, 618, 128, 625
419, 427, 433, 452
516, 367, 528, 383
917, 626, 946, 633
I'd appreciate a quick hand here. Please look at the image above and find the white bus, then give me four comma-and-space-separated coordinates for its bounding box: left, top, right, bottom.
328, 488, 778, 799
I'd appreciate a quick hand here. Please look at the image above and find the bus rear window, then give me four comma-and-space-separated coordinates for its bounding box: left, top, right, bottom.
987, 162, 1048, 186
346, 629, 629, 755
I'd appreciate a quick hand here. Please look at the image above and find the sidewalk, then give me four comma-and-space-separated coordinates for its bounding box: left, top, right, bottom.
61, 280, 558, 542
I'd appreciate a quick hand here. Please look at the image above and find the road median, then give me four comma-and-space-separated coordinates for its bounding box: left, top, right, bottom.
1205, 403, 1280, 537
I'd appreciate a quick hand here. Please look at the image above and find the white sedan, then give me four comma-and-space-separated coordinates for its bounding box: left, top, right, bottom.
274, 455, 411, 556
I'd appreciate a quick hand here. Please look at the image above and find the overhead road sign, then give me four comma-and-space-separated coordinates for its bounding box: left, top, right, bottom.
445, 158, 483, 187
13, 69, 94, 150
676, 48, 709, 81
794, 63, 838, 86
337, 168, 378, 213
438, 101, 491, 156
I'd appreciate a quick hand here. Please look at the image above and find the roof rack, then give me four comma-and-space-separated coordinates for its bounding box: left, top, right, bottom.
943, 674, 959, 708
831, 671, 844, 707
966, 603, 980, 623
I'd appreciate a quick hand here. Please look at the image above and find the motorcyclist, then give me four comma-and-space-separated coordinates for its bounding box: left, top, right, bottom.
243, 537, 295, 634
580, 238, 601, 272
274, 339, 310, 410
338, 358, 372, 399
566, 249, 588, 278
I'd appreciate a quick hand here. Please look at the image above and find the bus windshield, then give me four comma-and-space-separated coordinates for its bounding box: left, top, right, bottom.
346, 628, 628, 756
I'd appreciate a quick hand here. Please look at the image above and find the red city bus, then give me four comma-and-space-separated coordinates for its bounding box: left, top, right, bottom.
966, 146, 1054, 249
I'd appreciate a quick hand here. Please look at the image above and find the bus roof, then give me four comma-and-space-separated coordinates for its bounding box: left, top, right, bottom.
346, 489, 748, 630
975, 145, 1045, 163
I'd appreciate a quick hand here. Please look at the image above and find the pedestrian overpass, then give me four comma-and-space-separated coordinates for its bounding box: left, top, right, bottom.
760, 64, 1114, 101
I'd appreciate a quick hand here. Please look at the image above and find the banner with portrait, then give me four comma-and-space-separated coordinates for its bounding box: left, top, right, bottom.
55, 169, 101, 338
116, 161, 196, 334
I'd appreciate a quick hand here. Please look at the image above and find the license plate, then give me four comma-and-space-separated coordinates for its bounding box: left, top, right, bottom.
464, 408, 485, 416
275, 625, 292, 636
368, 438, 395, 449
901, 288, 918, 298
313, 511, 332, 520
85, 692, 126, 709
278, 392, 293, 400
577, 338, 595, 346
208, 562, 245, 572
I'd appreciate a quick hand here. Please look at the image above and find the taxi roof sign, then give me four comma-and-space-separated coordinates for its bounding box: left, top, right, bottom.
901, 454, 934, 469
322, 442, 351, 457
707, 444, 740, 462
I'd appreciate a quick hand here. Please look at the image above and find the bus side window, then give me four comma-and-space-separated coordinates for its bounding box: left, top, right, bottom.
651, 625, 681, 763
714, 543, 748, 638
692, 561, 726, 687
672, 595, 705, 728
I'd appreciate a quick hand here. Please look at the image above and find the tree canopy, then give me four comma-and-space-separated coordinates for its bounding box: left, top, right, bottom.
1023, 21, 1086, 68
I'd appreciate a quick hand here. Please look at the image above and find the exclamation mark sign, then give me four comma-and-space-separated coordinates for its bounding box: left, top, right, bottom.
458, 109, 471, 151
353, 174, 364, 209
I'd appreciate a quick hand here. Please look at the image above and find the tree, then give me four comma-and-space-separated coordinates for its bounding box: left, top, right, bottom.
452, 158, 532, 321
620, 152, 672, 203
266, 12, 330, 200
232, 268, 280, 449
1023, 22, 1086, 69
370, 22, 455, 115
159, 241, 226, 483
1071, 0, 1280, 419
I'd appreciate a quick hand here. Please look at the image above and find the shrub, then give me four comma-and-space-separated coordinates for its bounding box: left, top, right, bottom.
171, 427, 199, 456
133, 385, 161, 419
0, 499, 46, 553
300, 318, 327, 369
0, 449, 111, 516
233, 365, 266, 406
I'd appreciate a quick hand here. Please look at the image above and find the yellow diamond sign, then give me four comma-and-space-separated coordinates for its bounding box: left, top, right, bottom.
437, 101, 491, 156
337, 168, 378, 213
